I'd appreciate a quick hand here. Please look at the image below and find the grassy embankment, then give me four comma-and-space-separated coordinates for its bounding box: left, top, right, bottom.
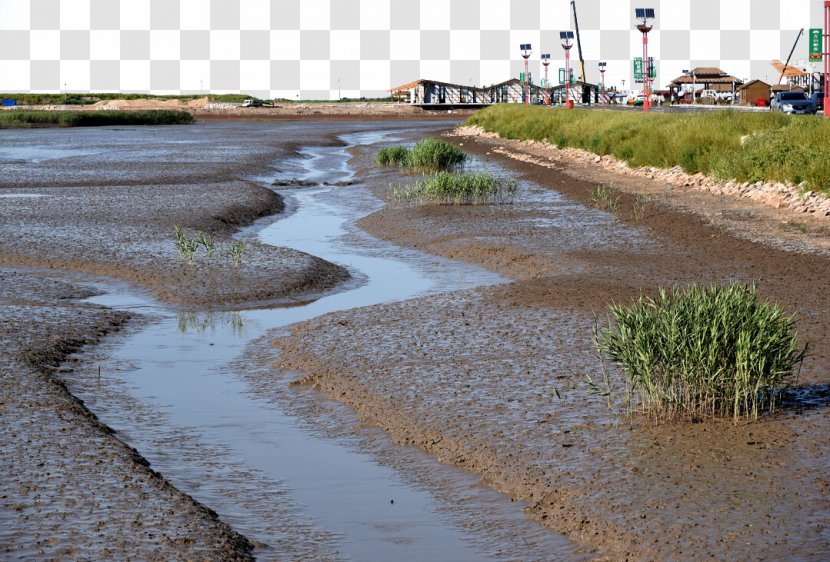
468, 105, 830, 193
595, 284, 807, 422
0, 110, 194, 128
378, 138, 516, 205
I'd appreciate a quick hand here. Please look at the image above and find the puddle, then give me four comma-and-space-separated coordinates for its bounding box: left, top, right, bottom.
0, 193, 47, 198
61, 123, 586, 560
0, 147, 100, 163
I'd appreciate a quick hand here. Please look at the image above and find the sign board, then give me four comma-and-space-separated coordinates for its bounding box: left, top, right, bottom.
633, 57, 656, 83
558, 68, 565, 85
809, 28, 822, 62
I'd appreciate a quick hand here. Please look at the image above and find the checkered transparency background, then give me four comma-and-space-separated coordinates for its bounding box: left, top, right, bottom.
0, 0, 825, 99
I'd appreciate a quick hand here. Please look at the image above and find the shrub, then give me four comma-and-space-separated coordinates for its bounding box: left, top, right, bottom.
596, 283, 806, 421
389, 171, 516, 206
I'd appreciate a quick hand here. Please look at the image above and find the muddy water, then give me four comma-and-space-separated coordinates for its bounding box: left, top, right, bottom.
63, 123, 586, 560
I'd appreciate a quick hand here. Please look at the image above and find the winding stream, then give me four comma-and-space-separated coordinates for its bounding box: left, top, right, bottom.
63, 125, 585, 560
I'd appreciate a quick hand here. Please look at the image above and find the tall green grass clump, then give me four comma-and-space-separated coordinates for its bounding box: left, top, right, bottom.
408, 138, 466, 171
467, 105, 830, 194
390, 171, 516, 205
596, 283, 806, 421
0, 110, 194, 128
376, 146, 411, 167
375, 138, 466, 172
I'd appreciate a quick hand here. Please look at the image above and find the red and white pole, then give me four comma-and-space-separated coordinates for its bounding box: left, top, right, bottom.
565, 49, 571, 107
602, 71, 606, 108
824, 0, 830, 117
643, 32, 650, 113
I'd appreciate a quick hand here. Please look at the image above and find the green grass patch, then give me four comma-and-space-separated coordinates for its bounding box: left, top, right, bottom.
390, 171, 516, 206
375, 138, 466, 172
467, 105, 830, 194
595, 283, 807, 421
0, 110, 194, 128
0, 92, 249, 105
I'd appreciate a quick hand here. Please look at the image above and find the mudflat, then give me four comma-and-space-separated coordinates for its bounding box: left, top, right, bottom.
273, 126, 830, 560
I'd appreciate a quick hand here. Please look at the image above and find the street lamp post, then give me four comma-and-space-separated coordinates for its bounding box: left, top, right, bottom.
560, 31, 574, 109
599, 61, 607, 108
635, 8, 655, 113
520, 44, 532, 104
542, 53, 551, 104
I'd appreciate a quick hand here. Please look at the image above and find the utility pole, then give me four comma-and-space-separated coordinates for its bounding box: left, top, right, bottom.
520, 44, 532, 104
560, 32, 574, 109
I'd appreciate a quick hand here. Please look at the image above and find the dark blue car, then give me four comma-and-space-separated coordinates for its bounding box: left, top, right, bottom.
770, 92, 817, 115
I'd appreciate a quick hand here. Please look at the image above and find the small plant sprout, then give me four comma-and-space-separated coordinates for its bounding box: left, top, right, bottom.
174, 225, 199, 265
590, 183, 620, 215
633, 195, 650, 221
196, 232, 216, 258
224, 239, 247, 268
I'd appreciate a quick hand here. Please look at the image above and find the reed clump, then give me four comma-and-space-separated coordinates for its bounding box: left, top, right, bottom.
467, 105, 830, 194
375, 138, 466, 172
596, 283, 806, 421
390, 171, 516, 206
0, 110, 194, 128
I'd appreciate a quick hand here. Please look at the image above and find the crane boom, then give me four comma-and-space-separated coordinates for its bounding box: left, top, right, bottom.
778, 28, 805, 85
571, 0, 586, 83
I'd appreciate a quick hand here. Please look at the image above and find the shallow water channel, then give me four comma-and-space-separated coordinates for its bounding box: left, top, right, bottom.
63, 124, 586, 560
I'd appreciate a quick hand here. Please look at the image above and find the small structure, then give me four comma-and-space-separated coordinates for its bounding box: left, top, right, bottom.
668, 67, 744, 102
389, 79, 486, 107
549, 81, 605, 105
736, 80, 772, 106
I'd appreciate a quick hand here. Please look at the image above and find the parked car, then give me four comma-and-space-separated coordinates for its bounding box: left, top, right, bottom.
770, 92, 817, 114
811, 91, 825, 112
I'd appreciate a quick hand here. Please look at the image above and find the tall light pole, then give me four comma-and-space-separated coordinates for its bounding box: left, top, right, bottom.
560, 31, 574, 109
542, 53, 551, 104
635, 8, 655, 113
599, 61, 607, 108
520, 44, 532, 104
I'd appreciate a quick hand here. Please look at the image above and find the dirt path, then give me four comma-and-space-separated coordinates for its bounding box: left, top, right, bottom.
272, 129, 830, 560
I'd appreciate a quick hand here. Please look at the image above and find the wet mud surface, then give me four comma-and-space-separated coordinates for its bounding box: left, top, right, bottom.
0, 271, 252, 560
4, 117, 829, 561
274, 131, 830, 560
0, 123, 350, 306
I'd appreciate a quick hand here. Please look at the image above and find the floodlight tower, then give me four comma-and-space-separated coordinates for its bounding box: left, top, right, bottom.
560, 31, 575, 108
542, 53, 551, 104
599, 61, 607, 108
520, 43, 533, 104
635, 8, 655, 113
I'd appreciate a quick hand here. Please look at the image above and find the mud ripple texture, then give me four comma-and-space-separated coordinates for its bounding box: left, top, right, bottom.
0, 271, 252, 560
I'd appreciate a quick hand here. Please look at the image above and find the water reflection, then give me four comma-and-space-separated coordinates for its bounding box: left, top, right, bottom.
177, 311, 244, 335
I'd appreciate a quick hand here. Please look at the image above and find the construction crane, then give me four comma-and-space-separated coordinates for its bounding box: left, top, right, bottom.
778, 28, 805, 85
571, 0, 586, 83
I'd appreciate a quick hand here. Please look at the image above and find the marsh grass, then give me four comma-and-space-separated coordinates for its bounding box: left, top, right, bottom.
595, 283, 807, 421
174, 226, 199, 265
390, 171, 516, 206
375, 138, 466, 172
467, 105, 830, 194
0, 110, 194, 128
